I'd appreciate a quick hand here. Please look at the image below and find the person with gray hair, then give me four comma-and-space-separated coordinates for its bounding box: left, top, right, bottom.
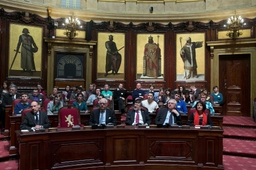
155, 99, 182, 126
180, 37, 203, 79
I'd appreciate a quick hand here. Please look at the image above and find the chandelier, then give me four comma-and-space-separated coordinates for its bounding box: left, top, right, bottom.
224, 12, 245, 38
62, 15, 82, 40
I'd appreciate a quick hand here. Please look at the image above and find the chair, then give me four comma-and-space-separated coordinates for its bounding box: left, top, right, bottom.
43, 99, 51, 111
69, 99, 76, 105
21, 108, 33, 121
58, 106, 82, 128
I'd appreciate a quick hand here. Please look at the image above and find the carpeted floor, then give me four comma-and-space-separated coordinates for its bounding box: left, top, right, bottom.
223, 116, 256, 169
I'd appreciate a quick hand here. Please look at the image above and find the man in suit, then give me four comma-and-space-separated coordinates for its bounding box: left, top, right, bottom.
88, 98, 117, 125
20, 101, 51, 131
2, 84, 21, 105
132, 83, 145, 102
155, 99, 182, 126
28, 89, 44, 105
126, 99, 151, 126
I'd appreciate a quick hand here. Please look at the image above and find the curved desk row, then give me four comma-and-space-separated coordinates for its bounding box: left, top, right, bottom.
16, 127, 223, 170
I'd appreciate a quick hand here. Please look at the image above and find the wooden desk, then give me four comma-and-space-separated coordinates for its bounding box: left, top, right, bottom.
16, 127, 223, 170
9, 112, 121, 155
4, 105, 12, 137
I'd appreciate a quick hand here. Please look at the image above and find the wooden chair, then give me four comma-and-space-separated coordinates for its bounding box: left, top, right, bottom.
58, 106, 82, 128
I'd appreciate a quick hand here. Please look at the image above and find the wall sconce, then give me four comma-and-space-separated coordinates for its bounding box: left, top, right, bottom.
224, 12, 246, 39
62, 15, 82, 40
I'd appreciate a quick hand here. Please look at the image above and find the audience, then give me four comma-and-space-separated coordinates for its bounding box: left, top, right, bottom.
177, 85, 186, 100
20, 101, 51, 131
188, 101, 213, 126
88, 98, 116, 125
192, 92, 215, 114
163, 88, 173, 105
14, 93, 31, 114
113, 83, 127, 114
47, 94, 63, 115
132, 83, 145, 101
2, 81, 8, 94
28, 89, 43, 105
85, 84, 94, 100
62, 85, 72, 101
211, 86, 224, 106
37, 84, 47, 98
155, 99, 182, 126
174, 92, 188, 114
190, 85, 201, 102
72, 92, 88, 112
69, 85, 78, 100
141, 92, 159, 114
126, 99, 151, 126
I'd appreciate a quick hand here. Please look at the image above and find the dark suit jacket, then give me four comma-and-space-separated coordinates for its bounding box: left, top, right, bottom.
126, 108, 151, 125
89, 108, 117, 125
155, 107, 182, 125
3, 93, 21, 105
20, 111, 51, 131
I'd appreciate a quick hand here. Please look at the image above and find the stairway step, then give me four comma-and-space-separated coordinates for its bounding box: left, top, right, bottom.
0, 141, 10, 161
223, 127, 256, 140
223, 116, 256, 128
223, 138, 256, 158
223, 155, 256, 170
0, 160, 18, 170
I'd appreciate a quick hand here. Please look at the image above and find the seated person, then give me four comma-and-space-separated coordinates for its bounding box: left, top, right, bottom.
20, 101, 51, 131
28, 89, 44, 105
187, 101, 213, 126
132, 83, 145, 101
126, 99, 151, 126
72, 92, 88, 112
155, 99, 182, 126
47, 94, 63, 115
192, 93, 215, 114
14, 93, 31, 114
141, 92, 159, 114
211, 86, 224, 106
88, 98, 116, 125
113, 83, 127, 114
86, 89, 98, 105
184, 91, 193, 105
174, 92, 188, 114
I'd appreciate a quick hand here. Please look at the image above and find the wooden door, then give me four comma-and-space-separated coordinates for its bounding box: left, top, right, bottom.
219, 54, 250, 116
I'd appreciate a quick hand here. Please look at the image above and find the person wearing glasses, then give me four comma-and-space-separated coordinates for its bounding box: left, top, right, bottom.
155, 99, 182, 126
88, 98, 116, 125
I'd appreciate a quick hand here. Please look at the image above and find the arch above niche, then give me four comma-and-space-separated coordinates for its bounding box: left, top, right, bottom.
44, 37, 97, 95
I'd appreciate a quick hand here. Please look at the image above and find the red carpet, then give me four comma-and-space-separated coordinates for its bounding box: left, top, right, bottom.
0, 141, 9, 159
223, 138, 256, 157
0, 160, 18, 170
223, 155, 256, 170
223, 116, 256, 127
223, 126, 256, 139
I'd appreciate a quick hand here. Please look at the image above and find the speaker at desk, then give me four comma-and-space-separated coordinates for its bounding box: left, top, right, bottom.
85, 20, 93, 41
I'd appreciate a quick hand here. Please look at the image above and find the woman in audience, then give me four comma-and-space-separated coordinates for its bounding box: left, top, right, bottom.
211, 86, 224, 106
202, 89, 214, 104
177, 85, 186, 100
188, 101, 213, 126
157, 88, 166, 107
2, 81, 8, 94
73, 92, 88, 111
62, 85, 72, 101
47, 94, 63, 115
184, 91, 193, 104
163, 88, 172, 105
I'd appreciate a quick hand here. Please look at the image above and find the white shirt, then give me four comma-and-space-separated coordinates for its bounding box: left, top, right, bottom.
141, 100, 159, 113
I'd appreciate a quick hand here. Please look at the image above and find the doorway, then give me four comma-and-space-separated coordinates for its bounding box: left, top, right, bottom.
219, 54, 250, 116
